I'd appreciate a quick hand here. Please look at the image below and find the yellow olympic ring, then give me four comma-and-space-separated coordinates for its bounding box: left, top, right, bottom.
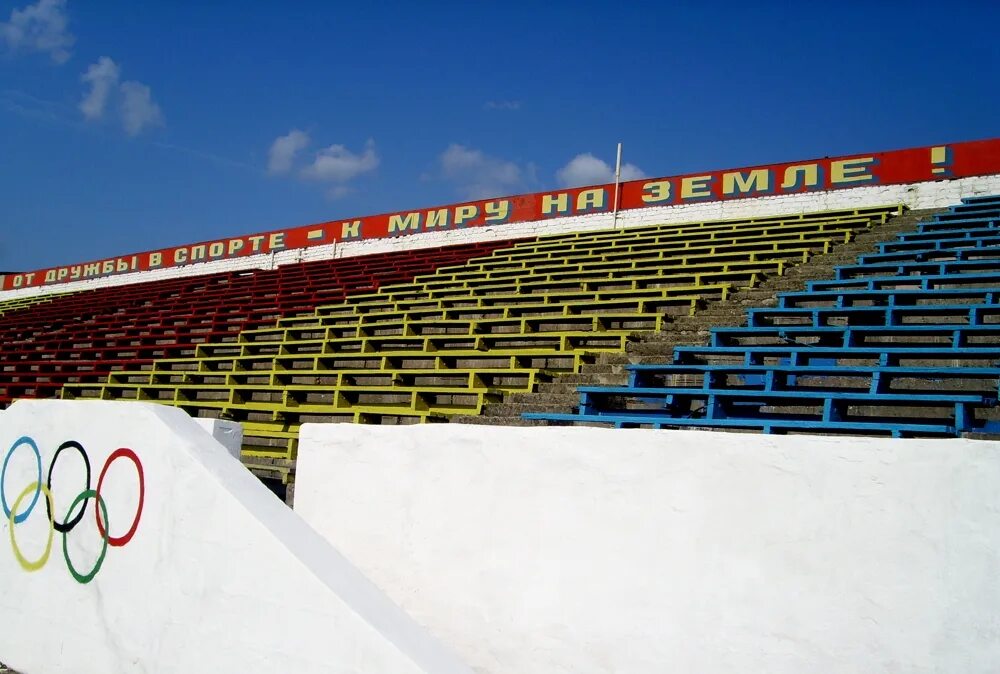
8, 481, 54, 572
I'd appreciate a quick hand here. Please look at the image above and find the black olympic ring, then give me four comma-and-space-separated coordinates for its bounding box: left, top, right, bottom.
45, 440, 91, 534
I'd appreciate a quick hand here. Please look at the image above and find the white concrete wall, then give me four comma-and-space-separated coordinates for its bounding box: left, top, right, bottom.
295, 423, 1000, 674
0, 400, 472, 674
4, 174, 999, 301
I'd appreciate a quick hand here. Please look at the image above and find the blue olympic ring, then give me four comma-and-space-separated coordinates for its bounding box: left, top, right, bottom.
1, 436, 42, 524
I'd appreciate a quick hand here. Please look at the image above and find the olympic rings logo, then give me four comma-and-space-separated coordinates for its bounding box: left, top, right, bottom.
1, 436, 145, 584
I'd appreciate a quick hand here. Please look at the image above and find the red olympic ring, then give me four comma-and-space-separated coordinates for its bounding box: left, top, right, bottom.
95, 448, 145, 548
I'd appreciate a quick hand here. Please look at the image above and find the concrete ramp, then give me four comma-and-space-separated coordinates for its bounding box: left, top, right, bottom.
296, 423, 1000, 674
0, 400, 472, 674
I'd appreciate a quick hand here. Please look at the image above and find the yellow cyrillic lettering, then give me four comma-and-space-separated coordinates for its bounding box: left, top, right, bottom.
426, 209, 450, 228
680, 175, 714, 200
542, 193, 569, 215
268, 232, 286, 250
831, 157, 876, 185
576, 188, 606, 211
780, 164, 823, 190
389, 212, 422, 234
722, 169, 772, 196
340, 220, 362, 239
484, 200, 510, 222
454, 205, 478, 226
641, 180, 672, 204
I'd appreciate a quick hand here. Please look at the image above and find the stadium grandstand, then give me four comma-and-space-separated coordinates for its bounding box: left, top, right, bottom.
2, 138, 999, 499
2, 137, 1000, 674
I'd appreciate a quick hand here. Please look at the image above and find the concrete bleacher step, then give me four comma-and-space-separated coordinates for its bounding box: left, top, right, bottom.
450, 415, 552, 426
506, 392, 581, 405
964, 431, 1000, 441
461, 207, 939, 427
535, 382, 583, 395
485, 401, 576, 417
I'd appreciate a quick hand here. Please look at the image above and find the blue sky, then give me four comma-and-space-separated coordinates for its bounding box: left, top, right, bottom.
1, 1, 998, 271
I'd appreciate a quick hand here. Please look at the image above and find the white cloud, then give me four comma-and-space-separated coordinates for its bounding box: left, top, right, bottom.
0, 0, 74, 64
300, 138, 379, 183
556, 152, 645, 187
79, 56, 119, 119
119, 80, 163, 136
78, 57, 163, 136
439, 143, 524, 200
267, 129, 310, 175
484, 100, 521, 111
268, 134, 377, 199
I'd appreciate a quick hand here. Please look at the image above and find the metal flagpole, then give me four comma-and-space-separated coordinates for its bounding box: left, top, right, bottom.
612, 142, 623, 229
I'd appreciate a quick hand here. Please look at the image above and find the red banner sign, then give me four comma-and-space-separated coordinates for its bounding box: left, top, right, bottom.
4, 138, 999, 290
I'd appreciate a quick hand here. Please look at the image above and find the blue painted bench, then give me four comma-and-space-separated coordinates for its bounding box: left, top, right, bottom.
671, 345, 1000, 367
521, 411, 963, 437
935, 205, 1000, 219
915, 219, 999, 234
775, 287, 999, 309
934, 210, 1000, 221
707, 324, 1000, 349
961, 194, 1000, 206
877, 234, 1000, 254
859, 245, 1000, 265
623, 363, 1000, 394
573, 386, 992, 432
808, 271, 1000, 292
833, 258, 1000, 280
746, 303, 1000, 327
928, 223, 1000, 235
899, 225, 999, 243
